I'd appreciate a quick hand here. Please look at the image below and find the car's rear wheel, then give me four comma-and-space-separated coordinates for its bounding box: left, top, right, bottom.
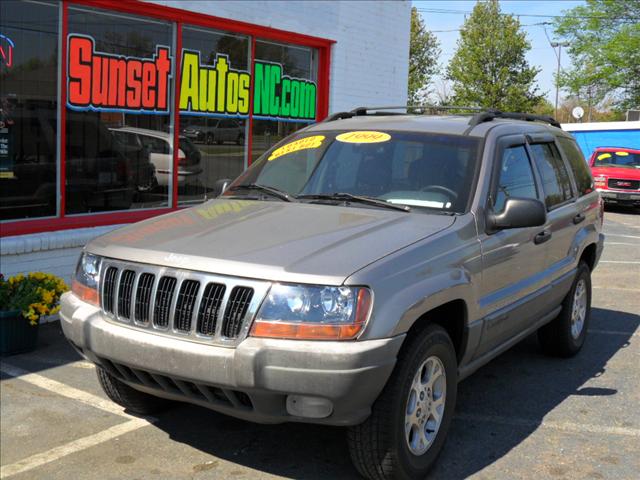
96, 366, 172, 415
348, 325, 457, 480
538, 261, 592, 357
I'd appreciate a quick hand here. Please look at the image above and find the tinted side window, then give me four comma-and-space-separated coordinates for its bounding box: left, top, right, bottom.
557, 137, 593, 196
140, 136, 170, 155
530, 143, 573, 209
494, 145, 538, 213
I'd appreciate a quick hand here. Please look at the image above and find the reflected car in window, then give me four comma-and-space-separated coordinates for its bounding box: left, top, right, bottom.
182, 118, 245, 145
110, 127, 202, 188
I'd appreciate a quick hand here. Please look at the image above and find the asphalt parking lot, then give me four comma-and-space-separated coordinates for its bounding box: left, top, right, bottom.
1, 208, 639, 480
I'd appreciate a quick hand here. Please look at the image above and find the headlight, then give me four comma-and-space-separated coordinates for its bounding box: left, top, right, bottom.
71, 252, 101, 306
250, 283, 372, 340
593, 175, 607, 188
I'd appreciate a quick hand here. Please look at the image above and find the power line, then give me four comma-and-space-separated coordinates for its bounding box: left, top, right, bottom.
415, 7, 632, 21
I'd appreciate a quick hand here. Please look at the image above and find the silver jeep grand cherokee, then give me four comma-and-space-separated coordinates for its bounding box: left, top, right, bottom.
61, 108, 604, 479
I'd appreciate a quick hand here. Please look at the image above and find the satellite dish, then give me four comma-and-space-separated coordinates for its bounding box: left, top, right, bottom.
572, 106, 585, 120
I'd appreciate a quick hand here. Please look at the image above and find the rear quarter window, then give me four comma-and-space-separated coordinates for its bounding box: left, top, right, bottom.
557, 137, 593, 196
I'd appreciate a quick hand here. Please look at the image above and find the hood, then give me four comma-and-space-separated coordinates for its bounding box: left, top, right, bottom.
591, 165, 640, 180
88, 199, 456, 284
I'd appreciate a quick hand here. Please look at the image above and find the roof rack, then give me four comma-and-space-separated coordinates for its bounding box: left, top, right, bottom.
323, 105, 483, 122
468, 109, 561, 129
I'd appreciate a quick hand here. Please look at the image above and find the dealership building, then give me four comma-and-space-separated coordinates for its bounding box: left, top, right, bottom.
0, 0, 411, 283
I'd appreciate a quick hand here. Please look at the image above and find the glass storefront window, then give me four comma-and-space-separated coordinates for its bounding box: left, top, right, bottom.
65, 7, 174, 214
251, 40, 318, 163
1, 0, 59, 221
178, 26, 250, 205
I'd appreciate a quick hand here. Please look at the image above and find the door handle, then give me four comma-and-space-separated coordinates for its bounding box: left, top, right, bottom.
573, 213, 586, 224
534, 229, 552, 245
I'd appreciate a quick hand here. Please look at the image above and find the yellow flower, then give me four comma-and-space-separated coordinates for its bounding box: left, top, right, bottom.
41, 289, 54, 304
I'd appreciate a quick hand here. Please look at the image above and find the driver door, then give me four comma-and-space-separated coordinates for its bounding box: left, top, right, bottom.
475, 135, 548, 357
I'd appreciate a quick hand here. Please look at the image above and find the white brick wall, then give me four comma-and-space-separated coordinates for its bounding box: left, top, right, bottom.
150, 0, 411, 112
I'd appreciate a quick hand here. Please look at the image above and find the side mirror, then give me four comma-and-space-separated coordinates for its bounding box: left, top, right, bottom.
212, 178, 231, 197
487, 197, 546, 230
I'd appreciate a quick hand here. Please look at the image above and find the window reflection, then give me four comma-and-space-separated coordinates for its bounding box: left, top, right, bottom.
65, 7, 173, 214
0, 0, 58, 220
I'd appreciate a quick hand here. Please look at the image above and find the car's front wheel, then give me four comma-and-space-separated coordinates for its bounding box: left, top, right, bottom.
348, 324, 457, 480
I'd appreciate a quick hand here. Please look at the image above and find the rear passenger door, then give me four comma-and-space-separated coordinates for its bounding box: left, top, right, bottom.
527, 134, 578, 282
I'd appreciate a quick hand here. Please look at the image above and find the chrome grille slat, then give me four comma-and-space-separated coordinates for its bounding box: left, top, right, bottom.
197, 283, 226, 336
222, 286, 254, 338
174, 280, 200, 332
153, 276, 177, 328
99, 260, 268, 347
117, 270, 136, 320
134, 273, 155, 324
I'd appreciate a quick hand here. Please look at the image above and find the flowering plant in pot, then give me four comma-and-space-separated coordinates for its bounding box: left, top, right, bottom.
0, 272, 69, 355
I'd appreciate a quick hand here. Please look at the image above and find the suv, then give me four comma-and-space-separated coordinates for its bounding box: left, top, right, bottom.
589, 146, 640, 208
61, 108, 604, 479
182, 118, 245, 145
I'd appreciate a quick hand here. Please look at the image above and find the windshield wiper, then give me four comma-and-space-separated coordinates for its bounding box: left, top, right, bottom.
227, 183, 293, 202
297, 193, 410, 212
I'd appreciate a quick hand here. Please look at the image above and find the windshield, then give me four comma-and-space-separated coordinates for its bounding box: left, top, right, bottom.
594, 150, 640, 168
225, 130, 481, 213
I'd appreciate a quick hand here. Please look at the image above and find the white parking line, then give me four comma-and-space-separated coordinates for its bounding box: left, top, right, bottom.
599, 260, 640, 264
0, 363, 136, 419
605, 233, 640, 240
455, 413, 640, 438
0, 362, 155, 478
592, 286, 640, 292
1, 418, 150, 478
589, 329, 639, 337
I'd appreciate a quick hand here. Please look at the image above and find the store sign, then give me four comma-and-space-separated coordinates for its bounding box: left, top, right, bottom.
66, 34, 317, 121
179, 52, 317, 121
67, 34, 172, 113
0, 33, 14, 68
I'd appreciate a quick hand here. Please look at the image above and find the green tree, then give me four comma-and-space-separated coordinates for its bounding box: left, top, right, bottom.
554, 0, 640, 111
408, 7, 441, 105
446, 0, 543, 111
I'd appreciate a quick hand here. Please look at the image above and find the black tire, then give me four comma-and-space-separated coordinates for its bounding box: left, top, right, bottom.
538, 261, 592, 357
96, 366, 172, 415
348, 325, 458, 480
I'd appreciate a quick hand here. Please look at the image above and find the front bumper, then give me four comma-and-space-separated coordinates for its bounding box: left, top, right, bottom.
60, 293, 403, 425
599, 190, 640, 205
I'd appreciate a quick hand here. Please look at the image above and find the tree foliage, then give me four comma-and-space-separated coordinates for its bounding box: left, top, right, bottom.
446, 0, 543, 111
408, 7, 441, 104
554, 0, 640, 111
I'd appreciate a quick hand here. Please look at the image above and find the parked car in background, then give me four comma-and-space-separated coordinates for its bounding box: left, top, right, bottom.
589, 147, 640, 208
182, 118, 245, 145
110, 127, 202, 188
63, 108, 604, 479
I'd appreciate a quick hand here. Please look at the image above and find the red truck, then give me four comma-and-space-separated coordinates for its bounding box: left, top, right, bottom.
589, 147, 640, 208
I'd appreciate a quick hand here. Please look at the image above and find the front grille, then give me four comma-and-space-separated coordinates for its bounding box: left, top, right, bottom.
99, 260, 268, 346
608, 178, 640, 190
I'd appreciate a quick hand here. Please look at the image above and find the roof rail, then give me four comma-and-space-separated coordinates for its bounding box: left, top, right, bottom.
468, 110, 561, 129
323, 105, 483, 122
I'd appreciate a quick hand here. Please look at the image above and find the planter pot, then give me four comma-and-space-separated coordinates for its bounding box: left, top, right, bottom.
0, 310, 39, 356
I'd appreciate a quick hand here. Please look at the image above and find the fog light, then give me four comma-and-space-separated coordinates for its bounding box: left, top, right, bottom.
286, 395, 333, 418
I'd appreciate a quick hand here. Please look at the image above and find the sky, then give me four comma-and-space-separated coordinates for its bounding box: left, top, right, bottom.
412, 0, 584, 104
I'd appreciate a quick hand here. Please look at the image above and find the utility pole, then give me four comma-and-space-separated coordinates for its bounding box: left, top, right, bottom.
551, 41, 570, 119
